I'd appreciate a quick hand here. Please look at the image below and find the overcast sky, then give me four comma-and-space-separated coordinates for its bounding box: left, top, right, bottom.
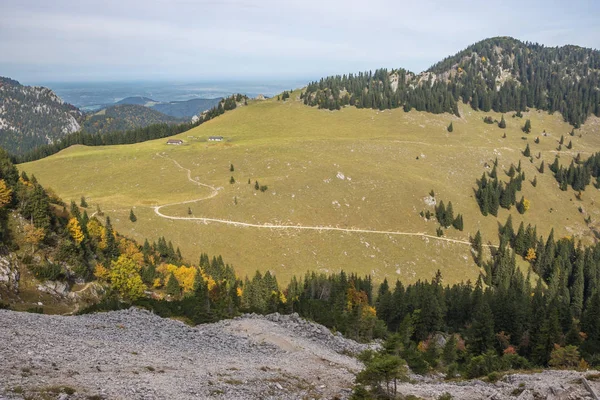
1, 0, 599, 84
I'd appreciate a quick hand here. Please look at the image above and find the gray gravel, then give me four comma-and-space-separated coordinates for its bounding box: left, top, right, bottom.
2, 308, 599, 400
0, 308, 364, 399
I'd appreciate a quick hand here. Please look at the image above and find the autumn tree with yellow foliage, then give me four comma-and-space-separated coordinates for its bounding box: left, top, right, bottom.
67, 218, 84, 244
23, 223, 45, 252
109, 255, 146, 300
0, 179, 12, 208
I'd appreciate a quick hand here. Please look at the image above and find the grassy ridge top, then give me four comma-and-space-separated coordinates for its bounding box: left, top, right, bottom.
20, 93, 600, 283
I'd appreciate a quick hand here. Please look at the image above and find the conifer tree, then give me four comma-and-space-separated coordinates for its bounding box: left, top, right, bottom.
452, 214, 464, 231
468, 300, 495, 354
523, 143, 531, 157
447, 122, 453, 132
230, 163, 234, 172
498, 115, 506, 129
230, 176, 235, 184
80, 196, 88, 208
104, 216, 119, 259
444, 202, 454, 228
523, 119, 531, 133
473, 230, 483, 265
166, 272, 180, 297
129, 209, 137, 222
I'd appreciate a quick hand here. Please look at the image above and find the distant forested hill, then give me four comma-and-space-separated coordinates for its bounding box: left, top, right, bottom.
0, 77, 84, 155
115, 96, 157, 106
303, 37, 600, 127
82, 104, 183, 135
114, 96, 221, 118
151, 98, 222, 118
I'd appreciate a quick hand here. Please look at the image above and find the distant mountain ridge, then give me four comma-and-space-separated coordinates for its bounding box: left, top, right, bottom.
81, 104, 184, 135
303, 37, 600, 126
0, 78, 223, 155
115, 96, 221, 118
0, 77, 84, 155
115, 96, 158, 106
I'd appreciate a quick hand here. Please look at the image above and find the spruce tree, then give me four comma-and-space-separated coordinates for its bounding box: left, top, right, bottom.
129, 209, 137, 222
230, 163, 234, 172
104, 216, 119, 259
166, 272, 180, 297
523, 119, 531, 133
468, 300, 495, 354
452, 214, 464, 231
498, 115, 506, 129
447, 122, 453, 132
230, 176, 235, 184
523, 143, 531, 157
444, 202, 454, 228
80, 196, 88, 208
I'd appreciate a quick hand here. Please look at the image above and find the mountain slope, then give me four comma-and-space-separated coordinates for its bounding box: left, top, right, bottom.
20, 91, 600, 284
0, 77, 84, 155
304, 37, 600, 126
82, 104, 183, 134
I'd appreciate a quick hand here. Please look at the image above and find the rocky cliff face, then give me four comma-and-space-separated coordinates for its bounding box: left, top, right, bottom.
0, 77, 83, 155
0, 254, 20, 294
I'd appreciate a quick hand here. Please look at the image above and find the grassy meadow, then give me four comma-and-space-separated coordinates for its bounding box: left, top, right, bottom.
20, 92, 600, 284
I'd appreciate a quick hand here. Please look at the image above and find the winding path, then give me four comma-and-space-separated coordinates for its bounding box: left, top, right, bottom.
153, 152, 492, 248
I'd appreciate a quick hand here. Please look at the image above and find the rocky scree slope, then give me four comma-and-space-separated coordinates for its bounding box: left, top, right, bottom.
0, 77, 83, 155
2, 308, 600, 400
0, 308, 369, 400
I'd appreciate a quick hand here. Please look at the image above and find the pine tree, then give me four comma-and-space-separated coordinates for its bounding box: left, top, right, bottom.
452, 214, 464, 231
166, 272, 180, 297
447, 122, 453, 132
104, 216, 118, 259
444, 202, 454, 228
80, 196, 88, 208
498, 115, 506, 129
468, 300, 495, 354
230, 176, 235, 184
566, 140, 572, 149
473, 230, 483, 265
523, 119, 531, 133
532, 176, 537, 187
255, 181, 259, 190
523, 143, 531, 157
129, 209, 137, 222
539, 161, 545, 174
230, 163, 234, 172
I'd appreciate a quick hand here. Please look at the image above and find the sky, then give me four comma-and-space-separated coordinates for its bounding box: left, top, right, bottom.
1, 0, 599, 84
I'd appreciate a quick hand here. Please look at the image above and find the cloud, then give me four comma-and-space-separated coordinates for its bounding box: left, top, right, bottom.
0, 0, 598, 82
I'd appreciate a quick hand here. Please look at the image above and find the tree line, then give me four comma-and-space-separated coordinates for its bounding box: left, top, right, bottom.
303, 37, 600, 127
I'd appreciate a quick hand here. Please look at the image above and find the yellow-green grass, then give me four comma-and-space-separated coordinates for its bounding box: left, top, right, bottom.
20, 93, 600, 284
